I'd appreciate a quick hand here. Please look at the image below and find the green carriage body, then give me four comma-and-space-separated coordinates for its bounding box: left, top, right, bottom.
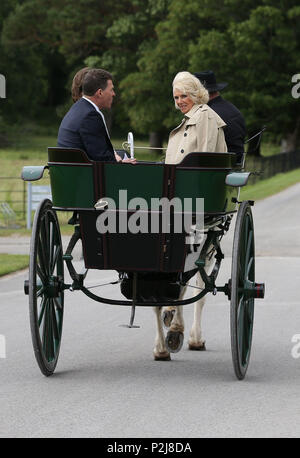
39, 148, 241, 272
46, 148, 239, 213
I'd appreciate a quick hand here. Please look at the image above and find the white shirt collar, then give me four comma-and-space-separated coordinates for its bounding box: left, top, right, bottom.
82, 96, 101, 114
82, 96, 110, 137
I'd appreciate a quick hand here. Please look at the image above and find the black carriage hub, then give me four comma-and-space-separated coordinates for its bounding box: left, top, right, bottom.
24, 280, 29, 295
24, 277, 64, 297
44, 276, 64, 298
240, 281, 265, 299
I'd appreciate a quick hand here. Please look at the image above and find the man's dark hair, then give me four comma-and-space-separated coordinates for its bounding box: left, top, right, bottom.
82, 69, 112, 96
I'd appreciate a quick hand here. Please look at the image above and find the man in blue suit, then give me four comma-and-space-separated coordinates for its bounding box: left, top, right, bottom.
57, 68, 117, 162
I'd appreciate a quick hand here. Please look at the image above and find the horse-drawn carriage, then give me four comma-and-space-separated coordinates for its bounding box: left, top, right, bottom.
22, 146, 265, 380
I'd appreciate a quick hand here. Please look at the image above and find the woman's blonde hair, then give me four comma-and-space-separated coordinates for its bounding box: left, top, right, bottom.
172, 71, 209, 108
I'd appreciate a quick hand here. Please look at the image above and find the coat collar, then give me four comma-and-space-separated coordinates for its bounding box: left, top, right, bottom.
185, 104, 206, 119
185, 104, 208, 125
185, 103, 226, 128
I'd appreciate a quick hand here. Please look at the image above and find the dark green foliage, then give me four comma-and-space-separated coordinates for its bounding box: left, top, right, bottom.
0, 0, 299, 151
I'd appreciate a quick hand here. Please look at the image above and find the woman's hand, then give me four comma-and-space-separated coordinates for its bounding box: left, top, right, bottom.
122, 157, 137, 164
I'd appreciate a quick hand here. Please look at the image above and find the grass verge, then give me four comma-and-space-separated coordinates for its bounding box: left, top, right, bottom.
0, 253, 29, 277
240, 167, 300, 201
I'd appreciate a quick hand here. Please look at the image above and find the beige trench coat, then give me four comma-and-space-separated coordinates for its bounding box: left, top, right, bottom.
165, 104, 227, 164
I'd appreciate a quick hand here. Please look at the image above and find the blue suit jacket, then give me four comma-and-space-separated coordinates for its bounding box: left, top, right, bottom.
57, 98, 116, 162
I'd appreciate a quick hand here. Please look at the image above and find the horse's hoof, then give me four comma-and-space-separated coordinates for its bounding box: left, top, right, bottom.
163, 309, 175, 329
154, 351, 171, 361
165, 331, 184, 353
188, 342, 206, 351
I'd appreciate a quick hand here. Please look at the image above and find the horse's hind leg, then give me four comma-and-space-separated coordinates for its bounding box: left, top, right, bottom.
189, 296, 206, 351
153, 306, 171, 361
162, 306, 176, 329
165, 305, 184, 353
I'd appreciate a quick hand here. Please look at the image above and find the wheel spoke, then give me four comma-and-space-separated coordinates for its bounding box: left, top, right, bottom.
49, 220, 54, 271
246, 256, 254, 281
244, 229, 253, 277
36, 285, 45, 298
36, 264, 46, 286
40, 216, 50, 272
45, 301, 54, 362
42, 299, 50, 358
38, 236, 49, 277
38, 296, 47, 328
238, 297, 253, 367
44, 212, 50, 259
48, 303, 55, 361
50, 300, 60, 342
51, 244, 61, 275
53, 296, 63, 310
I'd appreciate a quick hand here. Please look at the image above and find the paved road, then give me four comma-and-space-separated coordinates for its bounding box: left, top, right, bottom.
1, 184, 300, 438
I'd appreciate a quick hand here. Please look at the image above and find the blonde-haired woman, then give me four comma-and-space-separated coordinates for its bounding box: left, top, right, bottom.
153, 72, 228, 361
165, 71, 227, 164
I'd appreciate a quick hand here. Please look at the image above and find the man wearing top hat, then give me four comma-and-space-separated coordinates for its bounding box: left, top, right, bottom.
194, 70, 246, 165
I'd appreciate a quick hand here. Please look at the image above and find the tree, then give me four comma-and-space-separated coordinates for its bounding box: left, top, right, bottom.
121, 0, 300, 152
93, 0, 171, 141
1, 0, 155, 130
1, 0, 299, 153
1, 0, 69, 123
0, 0, 19, 145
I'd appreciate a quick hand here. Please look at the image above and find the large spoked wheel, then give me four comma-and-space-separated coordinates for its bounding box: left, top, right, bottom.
230, 201, 256, 380
28, 199, 64, 376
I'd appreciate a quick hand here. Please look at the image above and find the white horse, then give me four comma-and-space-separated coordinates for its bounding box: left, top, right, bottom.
153, 246, 216, 360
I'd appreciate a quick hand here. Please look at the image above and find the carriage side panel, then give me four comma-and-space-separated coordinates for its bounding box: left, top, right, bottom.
174, 169, 237, 214
49, 164, 94, 209
103, 163, 165, 208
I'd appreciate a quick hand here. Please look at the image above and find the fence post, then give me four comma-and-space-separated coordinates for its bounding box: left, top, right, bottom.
27, 182, 32, 230
23, 180, 26, 220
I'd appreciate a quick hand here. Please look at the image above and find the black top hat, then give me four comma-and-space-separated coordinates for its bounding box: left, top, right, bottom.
194, 70, 228, 93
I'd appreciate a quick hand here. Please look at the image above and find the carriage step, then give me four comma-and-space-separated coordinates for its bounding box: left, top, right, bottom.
119, 324, 140, 328
119, 304, 140, 328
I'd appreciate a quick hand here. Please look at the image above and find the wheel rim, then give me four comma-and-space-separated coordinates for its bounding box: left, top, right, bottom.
237, 215, 254, 367
231, 202, 255, 379
30, 200, 64, 373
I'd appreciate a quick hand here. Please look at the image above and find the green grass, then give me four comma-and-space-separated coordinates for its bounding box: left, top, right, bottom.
0, 253, 29, 277
240, 167, 300, 201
